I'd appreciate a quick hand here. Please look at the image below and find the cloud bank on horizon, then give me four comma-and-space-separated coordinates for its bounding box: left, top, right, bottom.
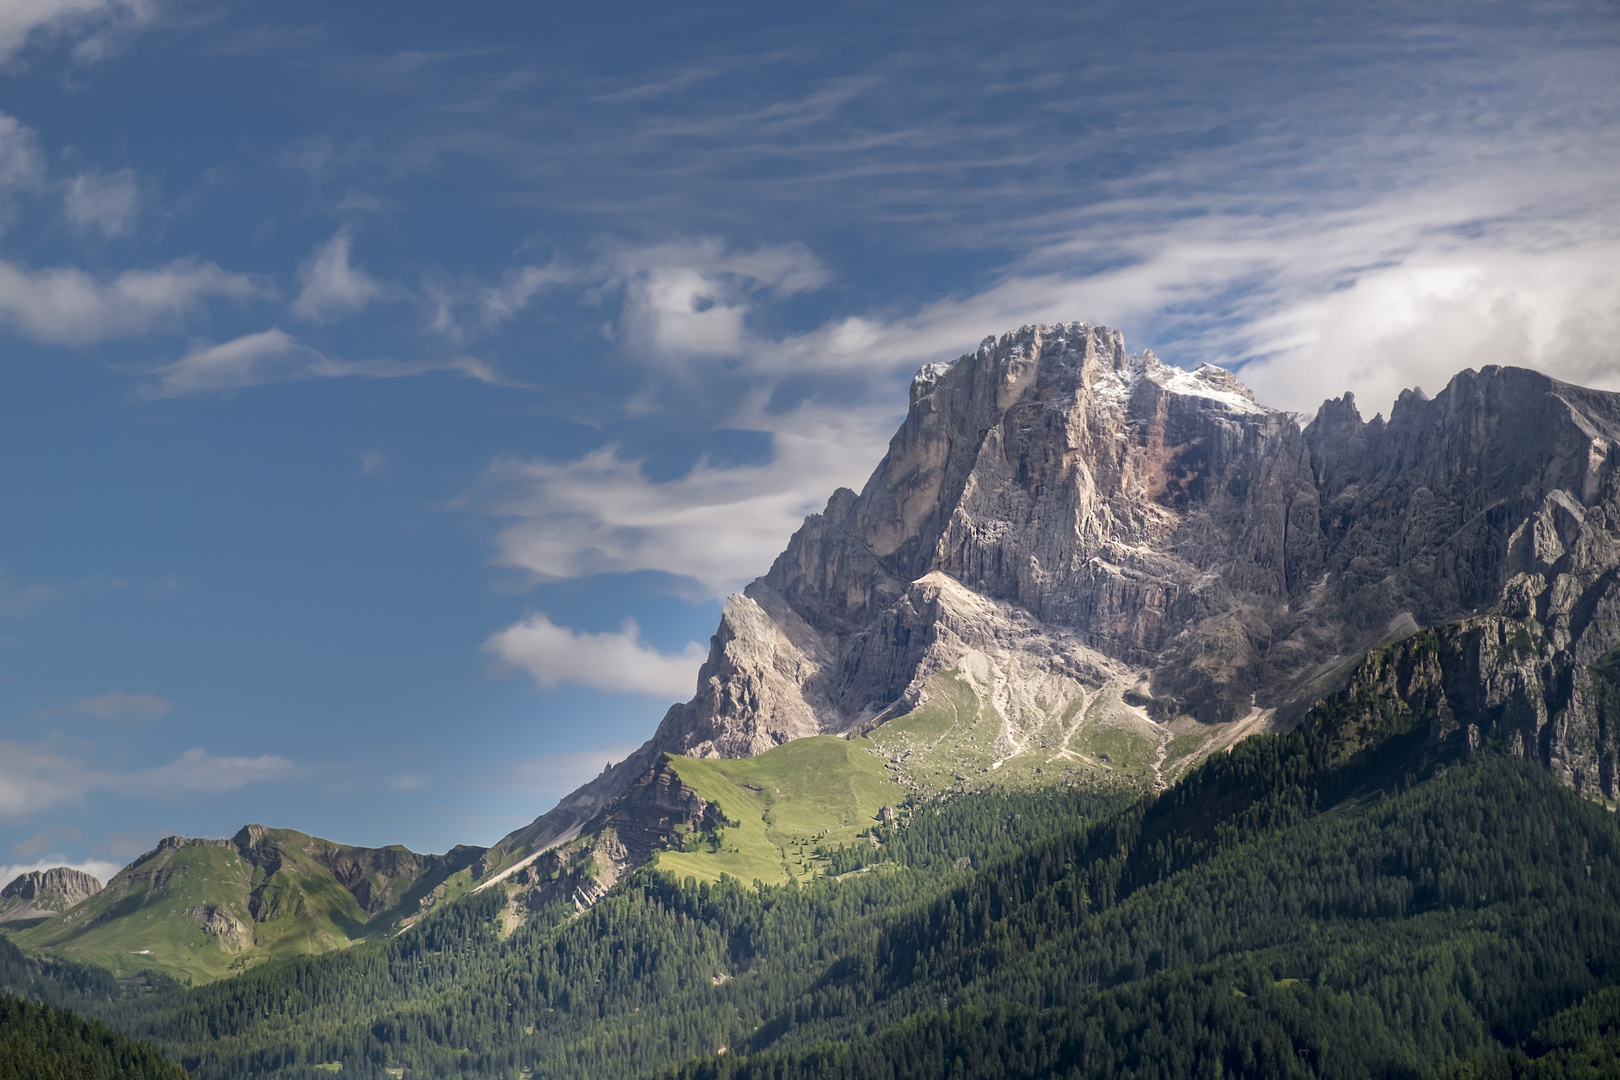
0, 0, 1614, 866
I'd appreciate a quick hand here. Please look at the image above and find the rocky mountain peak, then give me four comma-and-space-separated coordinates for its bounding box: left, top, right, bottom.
0, 867, 103, 923
489, 323, 1620, 873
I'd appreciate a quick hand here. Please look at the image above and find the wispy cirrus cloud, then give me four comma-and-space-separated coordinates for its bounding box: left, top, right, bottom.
141, 327, 523, 398
0, 114, 45, 203
0, 739, 303, 822
480, 744, 641, 800
0, 0, 155, 65
61, 689, 173, 723
63, 167, 139, 236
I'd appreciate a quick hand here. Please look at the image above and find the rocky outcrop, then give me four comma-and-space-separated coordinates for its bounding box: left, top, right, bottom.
229, 824, 486, 919
185, 905, 254, 953
490, 322, 1620, 877
0, 868, 103, 923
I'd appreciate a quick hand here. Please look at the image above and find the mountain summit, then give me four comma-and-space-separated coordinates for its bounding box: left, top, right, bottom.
483, 322, 1620, 890
0, 867, 102, 925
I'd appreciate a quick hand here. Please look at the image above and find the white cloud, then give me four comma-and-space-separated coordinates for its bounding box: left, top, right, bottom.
480, 262, 573, 325
0, 0, 153, 64
0, 113, 45, 197
68, 689, 172, 721
141, 327, 521, 398
63, 167, 138, 236
0, 739, 303, 822
731, 163, 1620, 418
481, 744, 641, 799
0, 856, 124, 888
484, 613, 705, 698
293, 228, 388, 321
0, 256, 256, 345
602, 238, 828, 362
470, 163, 1620, 609
388, 773, 426, 791
479, 398, 890, 598
123, 747, 302, 796
142, 327, 313, 396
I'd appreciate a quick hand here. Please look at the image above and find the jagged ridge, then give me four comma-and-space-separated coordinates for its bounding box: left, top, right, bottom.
480, 321, 1620, 893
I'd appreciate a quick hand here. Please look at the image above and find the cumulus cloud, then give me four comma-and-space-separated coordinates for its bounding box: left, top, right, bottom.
293, 228, 389, 321
66, 689, 172, 722
600, 238, 828, 363
733, 166, 1620, 417
0, 256, 257, 345
479, 397, 890, 598
0, 0, 153, 64
141, 327, 520, 398
484, 613, 705, 698
63, 167, 138, 236
0, 739, 303, 822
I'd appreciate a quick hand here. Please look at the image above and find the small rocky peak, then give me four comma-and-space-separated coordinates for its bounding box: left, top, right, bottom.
910, 360, 955, 405
233, 824, 272, 851
1393, 385, 1430, 420
1310, 392, 1363, 433
0, 867, 103, 906
1092, 349, 1268, 417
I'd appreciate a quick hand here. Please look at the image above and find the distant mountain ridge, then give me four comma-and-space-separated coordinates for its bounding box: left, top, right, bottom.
10, 825, 485, 981
478, 322, 1620, 896
0, 868, 102, 924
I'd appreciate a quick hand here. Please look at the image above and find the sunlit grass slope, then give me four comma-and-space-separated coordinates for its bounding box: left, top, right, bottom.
660, 736, 906, 884
10, 828, 480, 984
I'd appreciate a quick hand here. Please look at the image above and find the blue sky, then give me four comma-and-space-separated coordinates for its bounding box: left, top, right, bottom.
0, 0, 1616, 882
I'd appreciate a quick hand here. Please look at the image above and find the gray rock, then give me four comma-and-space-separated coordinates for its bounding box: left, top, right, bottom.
0, 867, 103, 923
490, 322, 1620, 874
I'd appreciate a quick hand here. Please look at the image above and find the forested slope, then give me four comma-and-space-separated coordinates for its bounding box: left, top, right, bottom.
9, 632, 1620, 1079
0, 995, 189, 1080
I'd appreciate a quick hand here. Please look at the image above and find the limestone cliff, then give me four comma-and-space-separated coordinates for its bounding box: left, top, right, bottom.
486, 322, 1620, 877
0, 867, 103, 924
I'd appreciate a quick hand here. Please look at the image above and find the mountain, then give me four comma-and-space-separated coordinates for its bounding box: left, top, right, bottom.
8, 320, 1620, 1078
0, 868, 103, 927
11, 825, 485, 982
475, 322, 1620, 898
20, 321, 1620, 986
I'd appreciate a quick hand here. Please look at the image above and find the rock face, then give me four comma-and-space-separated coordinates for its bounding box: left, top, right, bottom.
490, 322, 1620, 870
0, 868, 103, 923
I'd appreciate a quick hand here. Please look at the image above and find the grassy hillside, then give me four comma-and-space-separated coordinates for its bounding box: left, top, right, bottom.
660, 735, 905, 884
10, 827, 482, 984
651, 663, 1223, 886
13, 708, 1614, 1079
